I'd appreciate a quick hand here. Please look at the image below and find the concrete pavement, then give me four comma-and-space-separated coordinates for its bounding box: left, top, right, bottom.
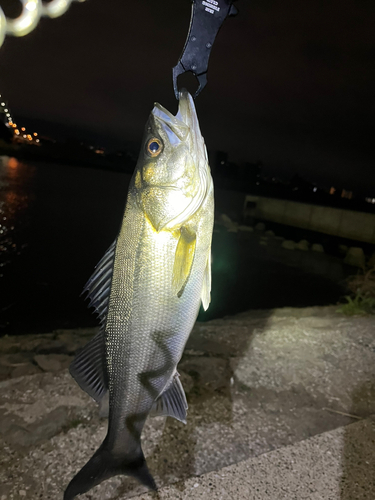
1, 306, 375, 499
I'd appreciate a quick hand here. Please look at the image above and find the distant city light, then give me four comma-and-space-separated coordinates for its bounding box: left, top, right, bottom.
313, 187, 317, 192
4, 109, 8, 112
341, 189, 353, 200
33, 132, 38, 136
15, 129, 19, 135
329, 187, 336, 195
23, 134, 27, 138
36, 139, 40, 143
365, 197, 375, 204
0, 102, 4, 106
6, 113, 10, 117
21, 127, 26, 131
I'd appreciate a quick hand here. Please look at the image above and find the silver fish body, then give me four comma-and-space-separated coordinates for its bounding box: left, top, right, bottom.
64, 91, 214, 499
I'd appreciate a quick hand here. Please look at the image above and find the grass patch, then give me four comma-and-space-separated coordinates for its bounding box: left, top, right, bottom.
337, 294, 375, 316
338, 265, 375, 316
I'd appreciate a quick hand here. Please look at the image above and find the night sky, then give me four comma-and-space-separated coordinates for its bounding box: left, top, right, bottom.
0, 0, 374, 194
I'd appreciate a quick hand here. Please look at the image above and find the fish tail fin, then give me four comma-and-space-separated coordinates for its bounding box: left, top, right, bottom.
64, 441, 156, 500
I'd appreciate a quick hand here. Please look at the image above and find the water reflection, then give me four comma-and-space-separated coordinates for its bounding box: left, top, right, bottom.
6, 156, 19, 173
0, 156, 35, 277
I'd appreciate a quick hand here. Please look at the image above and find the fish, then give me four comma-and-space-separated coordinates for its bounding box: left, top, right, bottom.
64, 90, 214, 499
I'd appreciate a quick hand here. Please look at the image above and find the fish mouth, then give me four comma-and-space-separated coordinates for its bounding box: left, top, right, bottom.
151, 90, 200, 147
176, 90, 201, 135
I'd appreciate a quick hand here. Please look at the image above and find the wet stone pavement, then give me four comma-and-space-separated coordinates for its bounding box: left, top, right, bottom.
1, 306, 375, 499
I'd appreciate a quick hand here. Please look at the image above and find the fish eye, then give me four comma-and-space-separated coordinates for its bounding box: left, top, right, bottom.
146, 138, 163, 157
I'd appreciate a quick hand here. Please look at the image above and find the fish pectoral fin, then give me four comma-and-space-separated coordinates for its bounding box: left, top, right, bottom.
201, 249, 212, 311
69, 329, 108, 404
151, 372, 188, 424
172, 227, 196, 298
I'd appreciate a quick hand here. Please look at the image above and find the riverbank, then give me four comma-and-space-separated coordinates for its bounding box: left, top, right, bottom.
1, 156, 372, 336
1, 305, 375, 499
0, 143, 136, 173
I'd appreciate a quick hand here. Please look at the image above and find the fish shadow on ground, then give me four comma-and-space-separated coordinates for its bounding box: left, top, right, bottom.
142, 308, 274, 491
340, 380, 375, 500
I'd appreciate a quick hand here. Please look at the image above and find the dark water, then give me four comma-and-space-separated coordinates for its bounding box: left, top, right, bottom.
0, 156, 347, 336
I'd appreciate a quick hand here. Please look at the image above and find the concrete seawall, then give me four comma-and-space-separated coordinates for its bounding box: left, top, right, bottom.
244, 195, 375, 244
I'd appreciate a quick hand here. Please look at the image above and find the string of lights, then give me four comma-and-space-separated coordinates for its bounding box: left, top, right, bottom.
0, 92, 40, 144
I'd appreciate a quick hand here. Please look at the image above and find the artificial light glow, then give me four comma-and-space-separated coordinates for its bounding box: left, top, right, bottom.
15, 129, 19, 134
33, 132, 38, 136
21, 127, 26, 131
36, 139, 40, 143
1, 102, 4, 106
25, 1, 37, 11
23, 134, 27, 138
4, 109, 8, 112
6, 113, 10, 117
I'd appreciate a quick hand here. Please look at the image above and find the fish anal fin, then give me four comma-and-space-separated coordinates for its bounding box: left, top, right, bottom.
69, 329, 108, 403
201, 250, 211, 311
151, 372, 188, 424
172, 227, 196, 298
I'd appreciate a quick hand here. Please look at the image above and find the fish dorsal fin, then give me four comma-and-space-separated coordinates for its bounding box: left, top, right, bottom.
201, 250, 211, 311
172, 227, 196, 298
150, 372, 188, 424
82, 240, 116, 326
70, 241, 116, 403
69, 329, 108, 403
